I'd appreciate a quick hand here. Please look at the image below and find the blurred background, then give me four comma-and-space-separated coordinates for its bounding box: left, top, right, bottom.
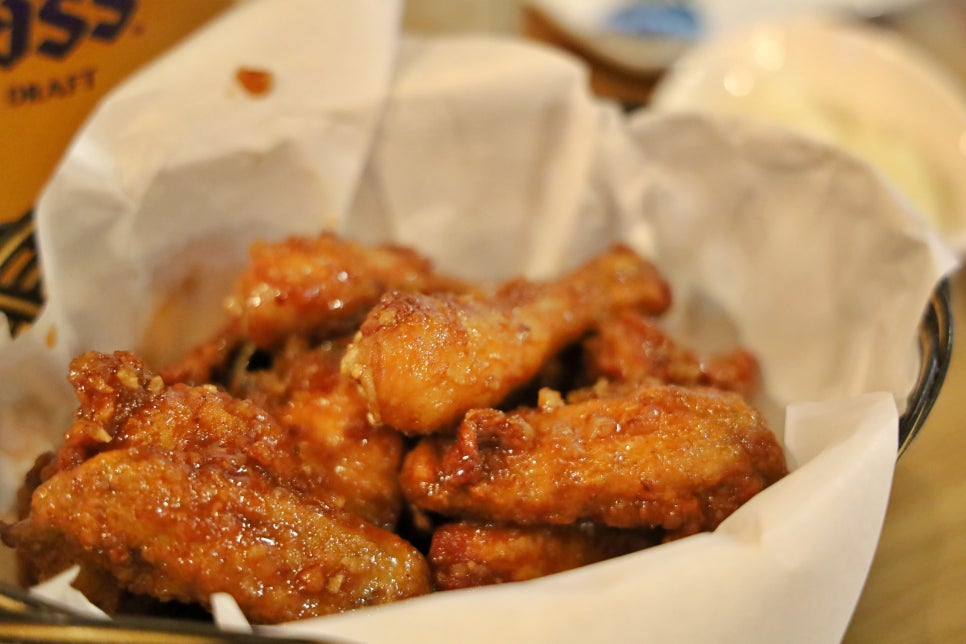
404, 0, 966, 98
404, 2, 966, 642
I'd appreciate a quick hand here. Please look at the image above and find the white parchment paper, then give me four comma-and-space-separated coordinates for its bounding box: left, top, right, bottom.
0, 1, 957, 643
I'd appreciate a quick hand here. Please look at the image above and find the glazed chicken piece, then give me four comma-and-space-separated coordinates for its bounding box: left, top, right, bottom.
228, 232, 465, 349
40, 351, 324, 497
401, 385, 787, 540
582, 309, 760, 399
231, 336, 405, 529
5, 452, 430, 623
158, 323, 239, 386
2, 351, 430, 623
342, 245, 672, 435
429, 520, 658, 590
161, 232, 465, 384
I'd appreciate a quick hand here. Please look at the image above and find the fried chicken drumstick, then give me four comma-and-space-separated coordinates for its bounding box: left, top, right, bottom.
401, 384, 787, 540
342, 245, 672, 434
2, 351, 430, 623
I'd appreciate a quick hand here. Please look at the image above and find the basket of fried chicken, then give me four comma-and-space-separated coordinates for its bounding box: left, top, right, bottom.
0, 2, 955, 643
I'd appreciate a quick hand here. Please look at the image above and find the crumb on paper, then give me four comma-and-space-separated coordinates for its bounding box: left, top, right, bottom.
45, 325, 57, 349
236, 67, 273, 97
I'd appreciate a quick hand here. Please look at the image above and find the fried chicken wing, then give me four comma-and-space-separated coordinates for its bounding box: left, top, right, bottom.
232, 337, 405, 529
227, 232, 465, 350
582, 309, 760, 398
158, 323, 239, 386
2, 350, 430, 622
4, 450, 430, 623
342, 245, 672, 434
400, 384, 787, 539
45, 351, 317, 496
160, 233, 466, 385
429, 520, 658, 590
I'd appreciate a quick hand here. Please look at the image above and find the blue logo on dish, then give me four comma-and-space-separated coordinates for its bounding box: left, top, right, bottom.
606, 1, 703, 39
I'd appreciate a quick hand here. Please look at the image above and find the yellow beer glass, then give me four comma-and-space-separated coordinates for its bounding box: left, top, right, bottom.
0, 0, 233, 329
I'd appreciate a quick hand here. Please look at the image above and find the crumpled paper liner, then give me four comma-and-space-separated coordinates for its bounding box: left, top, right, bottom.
0, 1, 957, 642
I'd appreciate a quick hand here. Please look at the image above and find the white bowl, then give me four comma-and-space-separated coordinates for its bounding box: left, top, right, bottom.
651, 15, 966, 254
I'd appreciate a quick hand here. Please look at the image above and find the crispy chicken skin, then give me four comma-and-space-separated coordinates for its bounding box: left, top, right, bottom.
2, 351, 430, 622
5, 451, 430, 623
231, 337, 405, 529
227, 232, 465, 350
582, 309, 760, 398
43, 351, 322, 498
401, 384, 787, 539
341, 245, 672, 435
161, 232, 465, 385
429, 521, 658, 590
158, 323, 239, 386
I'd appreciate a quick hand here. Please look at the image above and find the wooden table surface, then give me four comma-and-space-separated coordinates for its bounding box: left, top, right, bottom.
841, 4, 966, 642
843, 271, 966, 643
